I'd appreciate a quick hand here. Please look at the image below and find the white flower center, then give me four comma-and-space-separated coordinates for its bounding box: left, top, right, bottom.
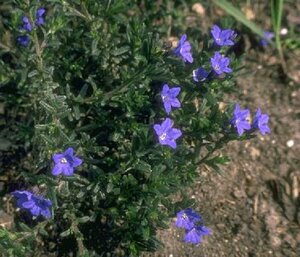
162, 95, 168, 101
60, 157, 68, 164
182, 213, 188, 220
159, 133, 167, 141
214, 64, 220, 71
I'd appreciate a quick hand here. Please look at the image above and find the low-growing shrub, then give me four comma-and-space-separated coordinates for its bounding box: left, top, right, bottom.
0, 1, 270, 256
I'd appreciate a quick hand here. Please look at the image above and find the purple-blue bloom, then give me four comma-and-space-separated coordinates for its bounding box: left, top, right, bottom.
175, 208, 201, 230
184, 225, 211, 244
17, 35, 30, 47
252, 108, 270, 135
21, 16, 32, 32
193, 67, 209, 82
174, 34, 193, 63
230, 104, 251, 136
11, 190, 52, 219
210, 52, 232, 75
153, 118, 182, 149
161, 84, 181, 114
36, 8, 46, 26
260, 31, 274, 46
211, 25, 236, 46
52, 147, 83, 176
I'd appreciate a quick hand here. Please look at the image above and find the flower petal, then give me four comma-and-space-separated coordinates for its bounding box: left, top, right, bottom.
72, 156, 83, 167
153, 124, 162, 136
21, 200, 35, 209
169, 87, 181, 98
62, 165, 74, 176
161, 118, 173, 131
52, 164, 63, 176
41, 208, 51, 219
65, 147, 74, 156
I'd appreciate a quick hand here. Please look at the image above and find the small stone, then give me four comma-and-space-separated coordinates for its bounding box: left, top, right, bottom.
192, 3, 205, 16
168, 36, 178, 48
242, 6, 255, 20
218, 101, 226, 112
0, 210, 13, 229
286, 140, 294, 148
270, 235, 281, 247
250, 147, 260, 158
280, 28, 288, 35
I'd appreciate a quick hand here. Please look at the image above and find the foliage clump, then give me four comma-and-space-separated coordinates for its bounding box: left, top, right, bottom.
0, 1, 269, 256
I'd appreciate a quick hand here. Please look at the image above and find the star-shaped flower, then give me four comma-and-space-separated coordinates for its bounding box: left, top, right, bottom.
175, 208, 201, 230
230, 104, 251, 136
193, 67, 209, 82
210, 52, 232, 75
174, 34, 193, 63
161, 84, 181, 114
252, 108, 270, 135
52, 147, 83, 176
260, 31, 274, 46
184, 225, 211, 244
11, 190, 52, 219
153, 118, 182, 149
21, 16, 32, 32
36, 8, 46, 26
17, 35, 30, 47
211, 25, 236, 46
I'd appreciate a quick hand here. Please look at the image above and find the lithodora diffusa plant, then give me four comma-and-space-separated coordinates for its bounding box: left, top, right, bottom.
0, 1, 270, 256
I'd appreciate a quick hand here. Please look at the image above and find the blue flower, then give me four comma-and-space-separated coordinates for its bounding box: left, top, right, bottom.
193, 67, 209, 82
161, 84, 181, 114
153, 118, 182, 149
36, 8, 46, 26
210, 52, 232, 75
17, 35, 30, 47
175, 208, 201, 230
21, 16, 32, 32
252, 108, 270, 135
52, 147, 83, 176
230, 104, 251, 136
211, 25, 236, 46
260, 31, 274, 46
174, 34, 193, 63
184, 225, 211, 244
11, 190, 52, 219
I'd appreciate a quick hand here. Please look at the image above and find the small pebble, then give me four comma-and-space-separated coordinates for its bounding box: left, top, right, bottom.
280, 28, 288, 35
192, 3, 205, 16
286, 140, 294, 148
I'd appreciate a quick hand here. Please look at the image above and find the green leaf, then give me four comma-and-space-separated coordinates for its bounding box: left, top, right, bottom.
28, 70, 38, 78
40, 101, 55, 113
111, 46, 130, 56
78, 216, 90, 223
60, 229, 71, 237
